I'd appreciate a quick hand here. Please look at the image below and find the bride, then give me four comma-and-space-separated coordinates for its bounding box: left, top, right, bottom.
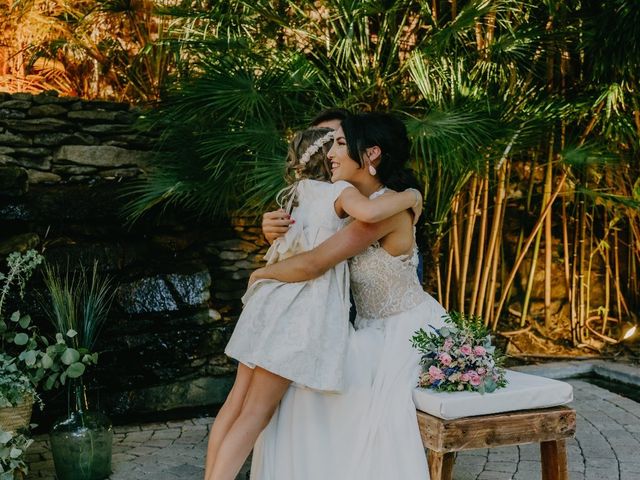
248, 112, 447, 480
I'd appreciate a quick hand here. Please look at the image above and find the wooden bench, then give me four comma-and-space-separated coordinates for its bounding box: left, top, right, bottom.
417, 406, 576, 480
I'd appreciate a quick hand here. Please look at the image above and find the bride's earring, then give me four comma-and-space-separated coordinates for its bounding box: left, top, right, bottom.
366, 153, 377, 176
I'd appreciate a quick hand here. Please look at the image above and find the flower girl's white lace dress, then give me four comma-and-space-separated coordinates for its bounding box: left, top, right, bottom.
225, 179, 352, 392
250, 221, 447, 479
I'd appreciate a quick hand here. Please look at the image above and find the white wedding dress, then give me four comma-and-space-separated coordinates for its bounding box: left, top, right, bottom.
250, 238, 448, 480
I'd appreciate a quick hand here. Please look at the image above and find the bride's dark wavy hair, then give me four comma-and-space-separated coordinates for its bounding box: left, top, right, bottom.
341, 112, 421, 192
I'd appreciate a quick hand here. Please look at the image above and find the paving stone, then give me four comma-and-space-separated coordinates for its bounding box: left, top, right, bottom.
24, 376, 640, 480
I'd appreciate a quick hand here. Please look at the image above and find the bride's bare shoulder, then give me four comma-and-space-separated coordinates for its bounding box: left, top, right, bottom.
379, 210, 414, 255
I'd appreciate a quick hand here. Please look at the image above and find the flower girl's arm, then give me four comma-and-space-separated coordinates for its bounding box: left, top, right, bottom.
336, 187, 422, 224
250, 218, 395, 284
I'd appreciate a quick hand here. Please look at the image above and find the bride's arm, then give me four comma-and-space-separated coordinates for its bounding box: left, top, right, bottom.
250, 218, 396, 284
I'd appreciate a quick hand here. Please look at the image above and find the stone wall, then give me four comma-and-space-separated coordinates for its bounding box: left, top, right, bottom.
0, 91, 268, 419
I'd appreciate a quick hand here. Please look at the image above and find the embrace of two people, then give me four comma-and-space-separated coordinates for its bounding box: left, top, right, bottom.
204, 109, 448, 480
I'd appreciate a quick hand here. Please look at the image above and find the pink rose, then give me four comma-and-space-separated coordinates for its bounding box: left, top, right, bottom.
428, 365, 445, 381
473, 345, 487, 356
477, 367, 486, 375
438, 353, 452, 366
468, 370, 482, 386
460, 344, 473, 356
460, 373, 470, 382
443, 338, 454, 351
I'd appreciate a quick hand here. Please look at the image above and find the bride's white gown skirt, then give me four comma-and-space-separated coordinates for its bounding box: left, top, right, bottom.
250, 295, 447, 480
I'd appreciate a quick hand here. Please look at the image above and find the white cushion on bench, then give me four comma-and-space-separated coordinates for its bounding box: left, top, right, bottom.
412, 370, 573, 420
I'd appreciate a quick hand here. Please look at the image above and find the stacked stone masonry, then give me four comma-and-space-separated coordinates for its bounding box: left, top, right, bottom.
0, 91, 269, 419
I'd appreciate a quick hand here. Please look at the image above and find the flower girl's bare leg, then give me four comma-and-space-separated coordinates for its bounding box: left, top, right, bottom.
206, 367, 291, 480
204, 363, 254, 478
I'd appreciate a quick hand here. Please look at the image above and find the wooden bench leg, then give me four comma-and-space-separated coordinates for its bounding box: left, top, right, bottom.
540, 439, 569, 480
427, 450, 455, 480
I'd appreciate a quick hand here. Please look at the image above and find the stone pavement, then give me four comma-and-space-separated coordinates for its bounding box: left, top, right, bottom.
26, 379, 640, 480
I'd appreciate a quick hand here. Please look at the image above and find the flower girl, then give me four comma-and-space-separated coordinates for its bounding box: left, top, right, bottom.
205, 127, 422, 480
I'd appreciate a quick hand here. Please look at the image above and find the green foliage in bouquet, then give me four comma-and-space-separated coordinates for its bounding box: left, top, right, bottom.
412, 311, 508, 394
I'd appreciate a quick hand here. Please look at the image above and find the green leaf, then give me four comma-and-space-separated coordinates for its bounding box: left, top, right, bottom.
66, 362, 85, 378
44, 372, 59, 390
66, 329, 77, 338
55, 333, 65, 344
9, 447, 22, 458
18, 315, 31, 329
0, 431, 12, 444
21, 350, 37, 367
60, 348, 80, 366
41, 353, 53, 369
13, 333, 29, 346
10, 311, 20, 323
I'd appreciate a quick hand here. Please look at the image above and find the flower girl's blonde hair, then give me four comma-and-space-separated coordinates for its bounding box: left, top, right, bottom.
284, 127, 334, 183
277, 127, 334, 212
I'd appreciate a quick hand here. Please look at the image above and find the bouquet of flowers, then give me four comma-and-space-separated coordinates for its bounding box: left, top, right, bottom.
411, 311, 507, 394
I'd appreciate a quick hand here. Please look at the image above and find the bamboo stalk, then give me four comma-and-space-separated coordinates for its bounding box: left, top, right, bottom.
451, 195, 461, 292
578, 194, 587, 342
477, 163, 506, 319
458, 175, 478, 313
470, 174, 489, 315
486, 232, 502, 327
570, 199, 580, 345
613, 228, 627, 318
586, 205, 596, 337
492, 173, 567, 329
485, 163, 509, 327
520, 217, 543, 328
444, 229, 454, 311
544, 141, 554, 329
561, 196, 576, 343
509, 155, 538, 314
601, 210, 611, 335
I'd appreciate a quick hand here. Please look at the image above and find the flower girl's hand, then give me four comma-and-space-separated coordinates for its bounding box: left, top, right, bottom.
407, 188, 423, 225
262, 209, 294, 244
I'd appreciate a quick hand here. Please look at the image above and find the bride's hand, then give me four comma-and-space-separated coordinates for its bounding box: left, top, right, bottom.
248, 268, 266, 287
407, 189, 423, 225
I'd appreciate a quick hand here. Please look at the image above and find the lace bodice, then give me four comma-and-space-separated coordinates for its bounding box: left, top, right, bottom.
349, 243, 426, 323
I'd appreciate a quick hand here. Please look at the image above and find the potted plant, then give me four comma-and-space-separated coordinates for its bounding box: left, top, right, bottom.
0, 427, 33, 480
0, 250, 44, 435
0, 355, 41, 434
42, 261, 116, 480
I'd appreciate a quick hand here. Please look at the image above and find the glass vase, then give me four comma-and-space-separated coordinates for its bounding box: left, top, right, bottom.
49, 381, 113, 480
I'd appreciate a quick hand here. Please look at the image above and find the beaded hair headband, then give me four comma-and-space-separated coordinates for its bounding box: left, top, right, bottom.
299, 131, 334, 165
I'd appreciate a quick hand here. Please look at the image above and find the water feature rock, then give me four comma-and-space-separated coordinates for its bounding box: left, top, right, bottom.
67, 110, 124, 122
54, 145, 151, 168
117, 276, 178, 314
0, 100, 31, 110
105, 376, 235, 415
0, 109, 27, 119
33, 132, 96, 146
0, 131, 31, 146
167, 271, 211, 307
1, 118, 73, 132
27, 170, 62, 184
0, 165, 28, 196
0, 233, 40, 255
28, 104, 68, 117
